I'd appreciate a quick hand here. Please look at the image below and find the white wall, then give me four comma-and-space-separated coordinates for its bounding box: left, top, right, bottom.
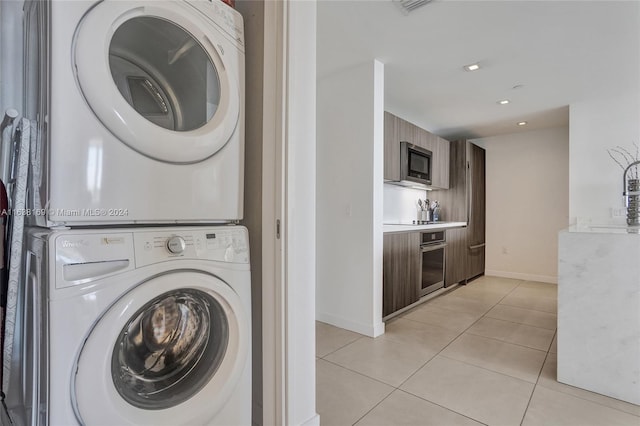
383, 184, 428, 224
284, 1, 319, 424
473, 127, 569, 283
569, 92, 640, 225
316, 60, 385, 337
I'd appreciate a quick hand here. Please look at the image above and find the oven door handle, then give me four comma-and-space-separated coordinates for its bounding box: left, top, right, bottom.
421, 243, 447, 252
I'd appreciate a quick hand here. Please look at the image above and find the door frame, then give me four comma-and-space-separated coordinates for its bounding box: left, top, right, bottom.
262, 1, 318, 425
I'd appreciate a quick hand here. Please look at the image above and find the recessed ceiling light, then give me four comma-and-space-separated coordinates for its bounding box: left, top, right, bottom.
497, 99, 510, 105
518, 121, 527, 126
463, 63, 480, 72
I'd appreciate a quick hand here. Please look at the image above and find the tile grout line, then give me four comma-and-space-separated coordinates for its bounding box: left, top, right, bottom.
534, 381, 640, 418
437, 353, 539, 386
393, 280, 519, 390
390, 388, 490, 426
498, 301, 557, 316
318, 335, 364, 360
464, 329, 552, 353
319, 357, 401, 389
519, 339, 553, 426
535, 329, 640, 418
317, 279, 561, 425
517, 300, 557, 426
377, 279, 526, 425
469, 314, 557, 330
440, 283, 552, 386
350, 388, 395, 426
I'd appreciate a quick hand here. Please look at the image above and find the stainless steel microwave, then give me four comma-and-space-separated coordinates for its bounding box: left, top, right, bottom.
400, 141, 432, 186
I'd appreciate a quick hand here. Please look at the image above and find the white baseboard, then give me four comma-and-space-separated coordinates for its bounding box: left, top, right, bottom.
485, 270, 557, 284
316, 311, 385, 337
300, 413, 320, 426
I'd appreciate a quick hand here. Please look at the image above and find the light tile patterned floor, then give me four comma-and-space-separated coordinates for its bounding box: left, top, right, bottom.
316, 276, 640, 426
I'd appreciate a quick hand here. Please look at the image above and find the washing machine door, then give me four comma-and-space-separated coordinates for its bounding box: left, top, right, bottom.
74, 1, 240, 164
73, 271, 249, 425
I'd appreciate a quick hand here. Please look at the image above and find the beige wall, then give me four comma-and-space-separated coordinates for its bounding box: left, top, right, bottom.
474, 126, 569, 283
235, 1, 263, 424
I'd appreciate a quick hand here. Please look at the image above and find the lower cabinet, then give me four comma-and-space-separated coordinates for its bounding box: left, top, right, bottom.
383, 232, 420, 317
444, 227, 467, 287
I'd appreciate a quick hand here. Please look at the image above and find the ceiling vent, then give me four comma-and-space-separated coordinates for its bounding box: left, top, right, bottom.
393, 0, 433, 14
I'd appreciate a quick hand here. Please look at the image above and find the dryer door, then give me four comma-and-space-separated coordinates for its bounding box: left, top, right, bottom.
73, 271, 249, 425
74, 1, 240, 164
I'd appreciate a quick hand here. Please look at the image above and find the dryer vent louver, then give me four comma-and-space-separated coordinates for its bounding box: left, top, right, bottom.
393, 0, 433, 14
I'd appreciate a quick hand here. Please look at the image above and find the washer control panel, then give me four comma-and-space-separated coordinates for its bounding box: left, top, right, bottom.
166, 236, 186, 254
188, 0, 244, 47
134, 226, 250, 266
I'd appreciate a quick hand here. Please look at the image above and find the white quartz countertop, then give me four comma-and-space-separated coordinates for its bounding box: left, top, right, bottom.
565, 224, 640, 235
383, 222, 467, 233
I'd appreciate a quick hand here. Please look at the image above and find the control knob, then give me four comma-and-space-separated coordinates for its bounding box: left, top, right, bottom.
166, 236, 186, 254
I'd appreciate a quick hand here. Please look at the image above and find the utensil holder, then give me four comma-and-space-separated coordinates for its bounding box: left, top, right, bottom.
623, 161, 640, 226
626, 179, 640, 226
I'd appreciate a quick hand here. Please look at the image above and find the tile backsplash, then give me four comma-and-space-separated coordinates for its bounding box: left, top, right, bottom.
383, 184, 427, 224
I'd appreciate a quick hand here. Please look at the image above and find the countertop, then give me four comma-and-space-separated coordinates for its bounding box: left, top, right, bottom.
383, 222, 467, 233
566, 224, 640, 235
558, 228, 640, 405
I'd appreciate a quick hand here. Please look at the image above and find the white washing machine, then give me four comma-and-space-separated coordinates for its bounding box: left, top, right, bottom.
4, 225, 251, 425
23, 0, 245, 226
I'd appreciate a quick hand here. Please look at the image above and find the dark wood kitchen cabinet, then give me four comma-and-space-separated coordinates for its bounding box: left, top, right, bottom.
383, 112, 450, 189
444, 227, 467, 287
466, 143, 486, 279
383, 112, 400, 181
383, 232, 420, 317
433, 141, 485, 285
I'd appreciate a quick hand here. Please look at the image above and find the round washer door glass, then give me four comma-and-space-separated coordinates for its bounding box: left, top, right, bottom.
73, 272, 249, 425
74, 1, 241, 163
111, 289, 228, 409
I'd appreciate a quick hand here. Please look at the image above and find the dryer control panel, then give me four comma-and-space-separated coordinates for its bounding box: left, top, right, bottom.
134, 226, 250, 266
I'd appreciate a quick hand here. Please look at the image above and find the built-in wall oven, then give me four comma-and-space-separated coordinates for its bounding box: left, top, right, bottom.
420, 231, 446, 297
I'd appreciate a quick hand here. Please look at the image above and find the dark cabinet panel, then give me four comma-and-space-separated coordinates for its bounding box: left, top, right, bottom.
397, 117, 417, 144
467, 143, 486, 279
407, 232, 421, 297
434, 137, 450, 190
445, 227, 467, 287
432, 140, 485, 285
383, 112, 450, 189
384, 112, 400, 181
383, 232, 420, 317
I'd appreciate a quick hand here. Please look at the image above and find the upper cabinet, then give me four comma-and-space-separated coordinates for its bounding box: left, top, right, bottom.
383, 112, 450, 189
384, 112, 400, 181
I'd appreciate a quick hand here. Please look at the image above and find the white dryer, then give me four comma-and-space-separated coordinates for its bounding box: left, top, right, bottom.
24, 0, 245, 225
5, 225, 251, 425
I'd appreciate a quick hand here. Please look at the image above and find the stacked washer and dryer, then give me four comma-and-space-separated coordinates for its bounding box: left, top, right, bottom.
2, 1, 250, 425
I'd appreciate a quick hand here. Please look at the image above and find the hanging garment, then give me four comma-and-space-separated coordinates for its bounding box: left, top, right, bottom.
2, 118, 33, 393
